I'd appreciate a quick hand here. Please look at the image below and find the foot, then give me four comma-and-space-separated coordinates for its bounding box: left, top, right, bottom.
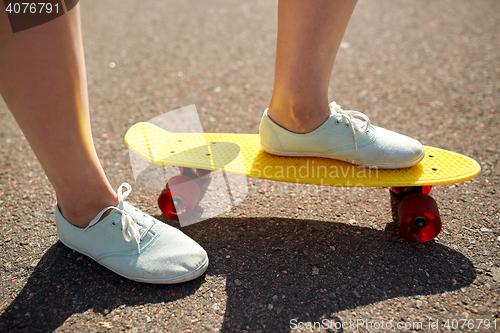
55, 183, 209, 284
260, 102, 425, 169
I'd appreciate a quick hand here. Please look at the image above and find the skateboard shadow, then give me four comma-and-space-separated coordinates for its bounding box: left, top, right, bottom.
192, 217, 475, 332
0, 217, 475, 332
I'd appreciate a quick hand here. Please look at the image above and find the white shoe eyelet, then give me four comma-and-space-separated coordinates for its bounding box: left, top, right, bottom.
335, 119, 342, 125
111, 220, 117, 226
345, 123, 350, 127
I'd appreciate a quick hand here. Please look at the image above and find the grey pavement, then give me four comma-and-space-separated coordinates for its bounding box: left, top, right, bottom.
0, 0, 499, 332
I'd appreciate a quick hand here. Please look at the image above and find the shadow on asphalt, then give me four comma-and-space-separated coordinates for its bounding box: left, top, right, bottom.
0, 217, 475, 332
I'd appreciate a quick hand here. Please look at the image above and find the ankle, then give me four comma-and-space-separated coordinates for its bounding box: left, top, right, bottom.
267, 100, 330, 134
58, 190, 118, 228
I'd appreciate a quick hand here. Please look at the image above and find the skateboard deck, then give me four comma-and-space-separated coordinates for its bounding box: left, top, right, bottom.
125, 122, 480, 187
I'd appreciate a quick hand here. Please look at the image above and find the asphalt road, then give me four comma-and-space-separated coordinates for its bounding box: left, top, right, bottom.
1, 0, 499, 332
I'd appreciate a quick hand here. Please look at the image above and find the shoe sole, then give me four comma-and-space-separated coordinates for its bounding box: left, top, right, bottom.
58, 238, 209, 284
261, 142, 425, 170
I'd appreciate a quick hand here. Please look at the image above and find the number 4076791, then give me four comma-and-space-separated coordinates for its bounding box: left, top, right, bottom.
443, 319, 497, 330
5, 3, 59, 14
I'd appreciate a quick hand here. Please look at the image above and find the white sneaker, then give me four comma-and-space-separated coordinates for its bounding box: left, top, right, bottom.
55, 183, 209, 284
259, 102, 424, 169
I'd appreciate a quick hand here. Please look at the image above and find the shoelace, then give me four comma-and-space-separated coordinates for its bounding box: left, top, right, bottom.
84, 183, 154, 253
330, 101, 371, 150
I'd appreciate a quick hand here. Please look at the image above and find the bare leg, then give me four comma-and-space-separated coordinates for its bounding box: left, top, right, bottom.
0, 4, 117, 227
269, 0, 357, 133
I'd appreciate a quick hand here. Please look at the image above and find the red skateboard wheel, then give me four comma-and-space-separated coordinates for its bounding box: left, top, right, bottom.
158, 175, 200, 220
398, 193, 441, 242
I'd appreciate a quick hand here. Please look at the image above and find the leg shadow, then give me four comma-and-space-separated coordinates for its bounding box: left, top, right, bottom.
0, 241, 203, 332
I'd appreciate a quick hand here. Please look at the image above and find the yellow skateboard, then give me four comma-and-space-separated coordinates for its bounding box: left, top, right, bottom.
125, 122, 480, 242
